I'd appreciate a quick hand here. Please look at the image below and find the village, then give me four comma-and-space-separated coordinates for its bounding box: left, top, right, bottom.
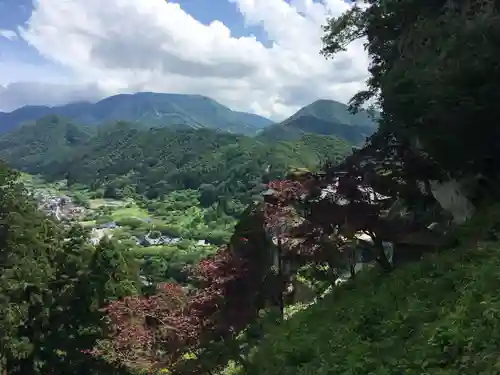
31, 189, 211, 248
33, 190, 85, 221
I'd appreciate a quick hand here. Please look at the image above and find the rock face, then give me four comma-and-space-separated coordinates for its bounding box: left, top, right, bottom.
412, 136, 475, 224
429, 179, 475, 224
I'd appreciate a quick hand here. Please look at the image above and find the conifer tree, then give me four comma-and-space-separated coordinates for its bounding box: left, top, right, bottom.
0, 162, 62, 375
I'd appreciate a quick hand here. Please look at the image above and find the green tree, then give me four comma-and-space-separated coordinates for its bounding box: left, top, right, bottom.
115, 217, 143, 229
87, 237, 140, 307
156, 224, 182, 238
40, 225, 121, 375
95, 215, 114, 224
0, 162, 64, 375
104, 185, 123, 199
322, 0, 500, 183
199, 183, 218, 207
45, 229, 138, 375
0, 164, 135, 375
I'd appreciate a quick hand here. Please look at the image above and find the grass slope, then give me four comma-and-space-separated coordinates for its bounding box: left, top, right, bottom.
242, 206, 500, 375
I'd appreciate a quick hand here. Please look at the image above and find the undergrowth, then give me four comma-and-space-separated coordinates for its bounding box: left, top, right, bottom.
238, 205, 500, 375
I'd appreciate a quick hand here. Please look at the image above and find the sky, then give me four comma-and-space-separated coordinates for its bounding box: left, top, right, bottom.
0, 0, 369, 120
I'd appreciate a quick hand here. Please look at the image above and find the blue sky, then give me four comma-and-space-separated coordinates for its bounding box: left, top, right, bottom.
0, 0, 270, 83
0, 0, 71, 83
0, 0, 367, 119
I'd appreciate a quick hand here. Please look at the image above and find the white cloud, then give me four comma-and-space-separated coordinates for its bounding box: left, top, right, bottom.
0, 81, 103, 112
0, 29, 18, 41
15, 0, 369, 120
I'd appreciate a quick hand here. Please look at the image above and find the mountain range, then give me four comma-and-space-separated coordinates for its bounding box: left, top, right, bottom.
0, 92, 378, 142
0, 92, 274, 136
0, 91, 379, 202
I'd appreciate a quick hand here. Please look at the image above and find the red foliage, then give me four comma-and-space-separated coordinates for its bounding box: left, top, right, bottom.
186, 245, 268, 341
91, 282, 195, 369
94, 231, 271, 373
263, 180, 306, 239
266, 180, 306, 204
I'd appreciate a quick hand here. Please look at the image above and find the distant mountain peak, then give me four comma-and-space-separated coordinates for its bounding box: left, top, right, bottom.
0, 92, 274, 136
258, 98, 378, 145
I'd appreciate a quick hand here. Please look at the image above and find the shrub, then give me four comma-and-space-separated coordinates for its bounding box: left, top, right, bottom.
95, 215, 114, 224
115, 217, 143, 229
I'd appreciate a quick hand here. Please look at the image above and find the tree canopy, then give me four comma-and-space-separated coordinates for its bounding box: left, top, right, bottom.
323, 0, 500, 181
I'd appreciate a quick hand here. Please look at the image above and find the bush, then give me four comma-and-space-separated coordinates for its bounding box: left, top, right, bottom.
90, 189, 104, 199
95, 215, 113, 224
176, 239, 191, 250
113, 229, 132, 240
115, 217, 143, 229
206, 230, 229, 246
155, 224, 183, 238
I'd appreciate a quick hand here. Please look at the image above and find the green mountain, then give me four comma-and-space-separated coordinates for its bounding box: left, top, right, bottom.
258, 99, 378, 145
0, 117, 351, 202
0, 92, 274, 136
0, 115, 92, 173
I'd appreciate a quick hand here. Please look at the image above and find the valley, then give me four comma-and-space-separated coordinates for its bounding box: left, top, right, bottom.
21, 173, 229, 286
1, 95, 363, 297
0, 1, 497, 375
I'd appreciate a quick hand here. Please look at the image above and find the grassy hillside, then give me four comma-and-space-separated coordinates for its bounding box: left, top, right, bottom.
240, 206, 500, 375
258, 99, 378, 145
0, 92, 273, 135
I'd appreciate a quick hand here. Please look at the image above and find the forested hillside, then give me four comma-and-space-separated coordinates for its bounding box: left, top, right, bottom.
0, 117, 351, 202
0, 162, 138, 375
247, 208, 500, 375
258, 99, 377, 144
0, 92, 380, 145
0, 115, 92, 172
234, 0, 500, 374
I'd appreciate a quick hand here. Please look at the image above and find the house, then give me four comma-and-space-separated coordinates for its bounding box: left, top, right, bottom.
89, 237, 101, 246
334, 232, 394, 285
131, 236, 142, 246
96, 221, 118, 229
143, 232, 181, 246
139, 275, 152, 287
